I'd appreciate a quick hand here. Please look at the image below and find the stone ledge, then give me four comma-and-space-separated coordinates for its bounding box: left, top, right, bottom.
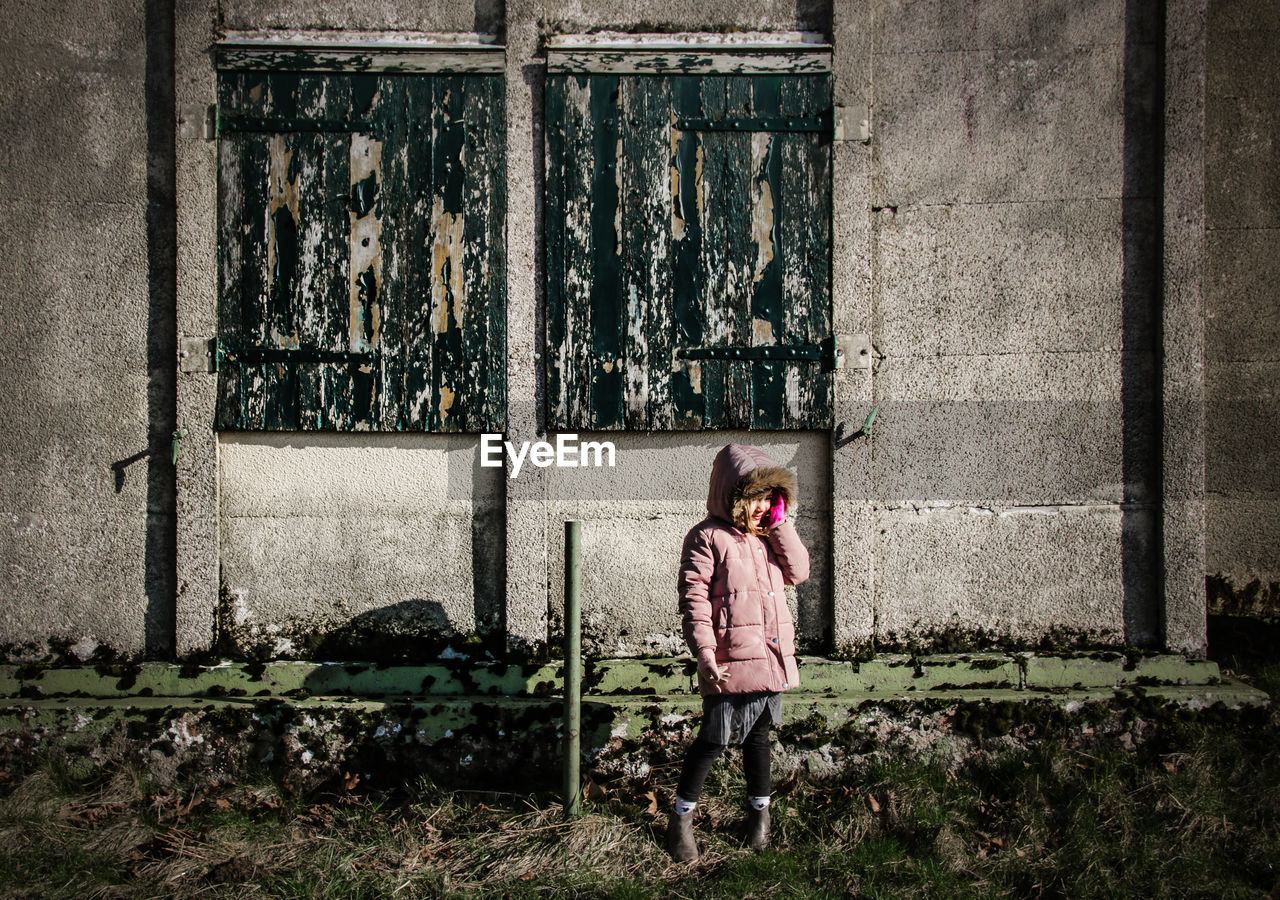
0, 657, 1265, 792
0, 653, 1249, 701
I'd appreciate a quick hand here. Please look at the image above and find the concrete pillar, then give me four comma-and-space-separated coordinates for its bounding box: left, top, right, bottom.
173, 0, 220, 656
830, 0, 875, 653
504, 0, 551, 655
1161, 0, 1208, 656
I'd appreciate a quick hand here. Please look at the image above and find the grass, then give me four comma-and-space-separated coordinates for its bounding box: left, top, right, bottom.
0, 660, 1276, 898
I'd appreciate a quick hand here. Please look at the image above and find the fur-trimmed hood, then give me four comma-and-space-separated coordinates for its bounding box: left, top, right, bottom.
705, 444, 798, 529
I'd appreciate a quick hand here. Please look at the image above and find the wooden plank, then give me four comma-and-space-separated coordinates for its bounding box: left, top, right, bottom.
462, 74, 507, 431
562, 75, 596, 429
217, 47, 504, 75
695, 75, 736, 428
428, 75, 468, 432
315, 77, 354, 430
588, 74, 623, 429
722, 77, 755, 429
459, 74, 489, 429
343, 73, 387, 430
401, 75, 435, 430
790, 75, 833, 428
748, 76, 785, 430
621, 76, 672, 430
776, 76, 808, 429
545, 75, 569, 429
290, 74, 330, 430
261, 73, 301, 430
616, 76, 644, 429
238, 75, 275, 429
668, 76, 706, 428
371, 74, 409, 431
486, 74, 509, 432
216, 71, 249, 429
547, 50, 831, 76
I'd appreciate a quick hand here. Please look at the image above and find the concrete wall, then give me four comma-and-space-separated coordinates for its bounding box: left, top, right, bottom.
1205, 0, 1280, 601
860, 0, 1162, 648
0, 0, 1255, 661
0, 1, 175, 659
545, 434, 831, 657
218, 434, 503, 658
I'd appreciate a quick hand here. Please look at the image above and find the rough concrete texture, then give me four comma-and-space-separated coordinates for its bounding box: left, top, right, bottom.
174, 0, 221, 657
3, 0, 1261, 662
872, 201, 1148, 357
545, 434, 830, 655
867, 0, 1164, 650
541, 0, 831, 33
870, 355, 1157, 507
830, 2, 875, 653
502, 0, 550, 657
1161, 0, 1208, 655
1204, 0, 1280, 592
0, 2, 171, 658
873, 504, 1134, 646
873, 47, 1126, 207
219, 0, 493, 33
218, 435, 503, 657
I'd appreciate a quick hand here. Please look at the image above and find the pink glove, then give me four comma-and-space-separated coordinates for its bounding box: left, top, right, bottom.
697, 648, 730, 685
766, 491, 787, 529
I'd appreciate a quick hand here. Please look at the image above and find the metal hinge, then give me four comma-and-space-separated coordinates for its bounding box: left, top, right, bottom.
674, 111, 832, 133
215, 112, 380, 137
677, 341, 827, 363
216, 338, 379, 367
675, 334, 870, 370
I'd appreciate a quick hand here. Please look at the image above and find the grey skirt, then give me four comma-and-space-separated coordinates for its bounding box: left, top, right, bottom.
697, 691, 781, 746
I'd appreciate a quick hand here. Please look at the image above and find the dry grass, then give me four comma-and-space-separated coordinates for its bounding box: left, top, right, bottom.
0, 658, 1276, 898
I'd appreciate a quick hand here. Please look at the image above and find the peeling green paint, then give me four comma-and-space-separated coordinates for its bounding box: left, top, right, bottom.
216, 69, 506, 432
873, 623, 1128, 657
546, 72, 832, 430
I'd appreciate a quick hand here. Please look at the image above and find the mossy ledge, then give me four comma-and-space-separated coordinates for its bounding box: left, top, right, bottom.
0, 655, 1265, 794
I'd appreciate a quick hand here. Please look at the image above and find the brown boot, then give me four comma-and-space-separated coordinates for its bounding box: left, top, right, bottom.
666, 810, 698, 862
744, 806, 770, 850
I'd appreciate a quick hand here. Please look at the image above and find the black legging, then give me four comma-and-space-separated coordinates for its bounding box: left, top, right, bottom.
676, 708, 772, 801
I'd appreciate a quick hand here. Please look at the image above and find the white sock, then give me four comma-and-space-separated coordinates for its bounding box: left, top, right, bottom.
674, 797, 697, 816
748, 796, 770, 811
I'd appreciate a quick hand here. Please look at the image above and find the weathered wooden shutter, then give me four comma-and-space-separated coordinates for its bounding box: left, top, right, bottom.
546, 52, 832, 430
215, 57, 506, 431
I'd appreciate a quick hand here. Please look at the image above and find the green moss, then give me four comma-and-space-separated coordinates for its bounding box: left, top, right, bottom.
876, 625, 1128, 657
1207, 574, 1280, 619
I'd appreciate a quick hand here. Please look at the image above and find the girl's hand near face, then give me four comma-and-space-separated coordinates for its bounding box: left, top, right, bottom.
697, 647, 731, 685
766, 491, 787, 529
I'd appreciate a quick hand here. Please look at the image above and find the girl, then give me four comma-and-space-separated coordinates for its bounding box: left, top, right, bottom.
667, 444, 810, 861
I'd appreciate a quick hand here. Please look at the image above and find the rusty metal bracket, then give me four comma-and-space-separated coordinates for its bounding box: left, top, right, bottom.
833, 333, 872, 370
179, 337, 216, 374
834, 106, 871, 143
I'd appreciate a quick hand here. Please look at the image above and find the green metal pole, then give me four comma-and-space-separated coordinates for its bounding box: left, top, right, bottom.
563, 519, 583, 819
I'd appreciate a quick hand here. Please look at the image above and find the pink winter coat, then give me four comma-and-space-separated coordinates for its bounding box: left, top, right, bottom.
679, 445, 810, 697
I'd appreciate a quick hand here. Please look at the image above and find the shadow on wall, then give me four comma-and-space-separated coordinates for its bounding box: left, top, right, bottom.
145, 0, 178, 658
215, 598, 501, 662
1120, 0, 1162, 648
